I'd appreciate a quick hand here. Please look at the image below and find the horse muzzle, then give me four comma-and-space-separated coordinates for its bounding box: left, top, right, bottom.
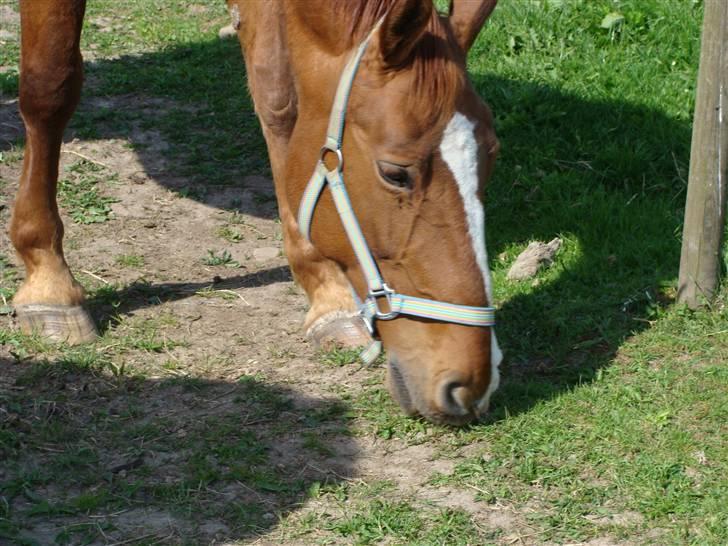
387, 354, 491, 426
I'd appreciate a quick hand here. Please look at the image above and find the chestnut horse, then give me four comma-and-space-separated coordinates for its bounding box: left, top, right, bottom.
11, 0, 500, 425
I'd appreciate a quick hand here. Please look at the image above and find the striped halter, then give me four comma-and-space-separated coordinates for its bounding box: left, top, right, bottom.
297, 21, 496, 364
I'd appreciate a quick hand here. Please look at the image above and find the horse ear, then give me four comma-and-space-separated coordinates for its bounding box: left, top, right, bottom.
378, 0, 433, 69
449, 0, 497, 52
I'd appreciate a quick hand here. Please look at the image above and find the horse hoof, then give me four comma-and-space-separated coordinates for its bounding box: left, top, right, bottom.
307, 311, 373, 350
14, 304, 98, 345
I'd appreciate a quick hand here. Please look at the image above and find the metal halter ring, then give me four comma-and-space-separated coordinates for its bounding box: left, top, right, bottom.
367, 284, 399, 320
319, 146, 344, 172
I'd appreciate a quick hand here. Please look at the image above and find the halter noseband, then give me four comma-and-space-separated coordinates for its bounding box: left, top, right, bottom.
297, 21, 496, 364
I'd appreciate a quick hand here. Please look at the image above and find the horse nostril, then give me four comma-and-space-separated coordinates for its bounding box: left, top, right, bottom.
437, 379, 473, 417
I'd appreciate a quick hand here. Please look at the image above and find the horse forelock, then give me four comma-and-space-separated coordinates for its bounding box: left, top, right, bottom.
333, 0, 464, 116
333, 0, 406, 42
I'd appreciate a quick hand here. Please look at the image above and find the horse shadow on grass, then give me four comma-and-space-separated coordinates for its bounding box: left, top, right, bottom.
86, 265, 293, 335
468, 72, 691, 420
0, 353, 355, 544
2, 36, 692, 422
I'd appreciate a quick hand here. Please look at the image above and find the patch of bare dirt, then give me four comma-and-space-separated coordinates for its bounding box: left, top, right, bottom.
584, 511, 644, 528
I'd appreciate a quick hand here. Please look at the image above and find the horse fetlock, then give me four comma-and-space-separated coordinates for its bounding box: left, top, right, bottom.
13, 257, 85, 307
282, 225, 361, 334
303, 276, 358, 326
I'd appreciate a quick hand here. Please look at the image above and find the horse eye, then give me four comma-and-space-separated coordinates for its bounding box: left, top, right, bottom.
376, 160, 413, 190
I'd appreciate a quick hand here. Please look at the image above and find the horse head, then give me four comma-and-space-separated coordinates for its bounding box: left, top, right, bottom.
295, 0, 501, 425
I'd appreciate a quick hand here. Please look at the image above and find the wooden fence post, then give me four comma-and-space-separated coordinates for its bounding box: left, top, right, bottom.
677, 0, 728, 308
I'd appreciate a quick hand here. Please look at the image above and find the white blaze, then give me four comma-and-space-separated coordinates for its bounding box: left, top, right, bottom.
439, 112, 502, 409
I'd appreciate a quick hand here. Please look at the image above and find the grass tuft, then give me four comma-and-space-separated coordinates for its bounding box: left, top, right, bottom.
58, 160, 118, 224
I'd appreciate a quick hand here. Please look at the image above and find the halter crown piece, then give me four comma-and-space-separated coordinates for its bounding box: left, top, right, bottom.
297, 20, 496, 365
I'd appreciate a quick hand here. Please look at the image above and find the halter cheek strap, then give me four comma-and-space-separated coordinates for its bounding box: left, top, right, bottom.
297, 20, 496, 365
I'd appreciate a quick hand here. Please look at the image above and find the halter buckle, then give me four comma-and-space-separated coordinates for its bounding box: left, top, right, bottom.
366, 284, 399, 321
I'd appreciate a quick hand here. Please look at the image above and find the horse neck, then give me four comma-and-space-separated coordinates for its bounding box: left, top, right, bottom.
285, 1, 355, 55
283, 3, 359, 117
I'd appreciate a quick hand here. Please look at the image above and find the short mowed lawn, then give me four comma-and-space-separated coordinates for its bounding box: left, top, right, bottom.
1, 0, 727, 545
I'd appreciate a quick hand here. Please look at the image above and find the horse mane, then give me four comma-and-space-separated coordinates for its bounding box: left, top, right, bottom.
333, 0, 463, 115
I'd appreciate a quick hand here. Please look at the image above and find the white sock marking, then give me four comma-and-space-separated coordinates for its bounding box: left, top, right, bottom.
439, 112, 502, 407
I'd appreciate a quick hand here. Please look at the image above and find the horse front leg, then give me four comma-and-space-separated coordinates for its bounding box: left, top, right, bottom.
265, 131, 372, 350
233, 0, 372, 350
279, 208, 374, 349
9, 0, 96, 344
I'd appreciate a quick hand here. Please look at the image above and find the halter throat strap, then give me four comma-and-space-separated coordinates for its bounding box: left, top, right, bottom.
297, 20, 496, 364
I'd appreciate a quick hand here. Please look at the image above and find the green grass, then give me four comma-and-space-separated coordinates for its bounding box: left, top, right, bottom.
217, 225, 244, 242
427, 299, 728, 544
201, 249, 241, 268
115, 253, 145, 268
58, 160, 118, 224
287, 480, 497, 545
0, 254, 18, 304
317, 346, 362, 367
